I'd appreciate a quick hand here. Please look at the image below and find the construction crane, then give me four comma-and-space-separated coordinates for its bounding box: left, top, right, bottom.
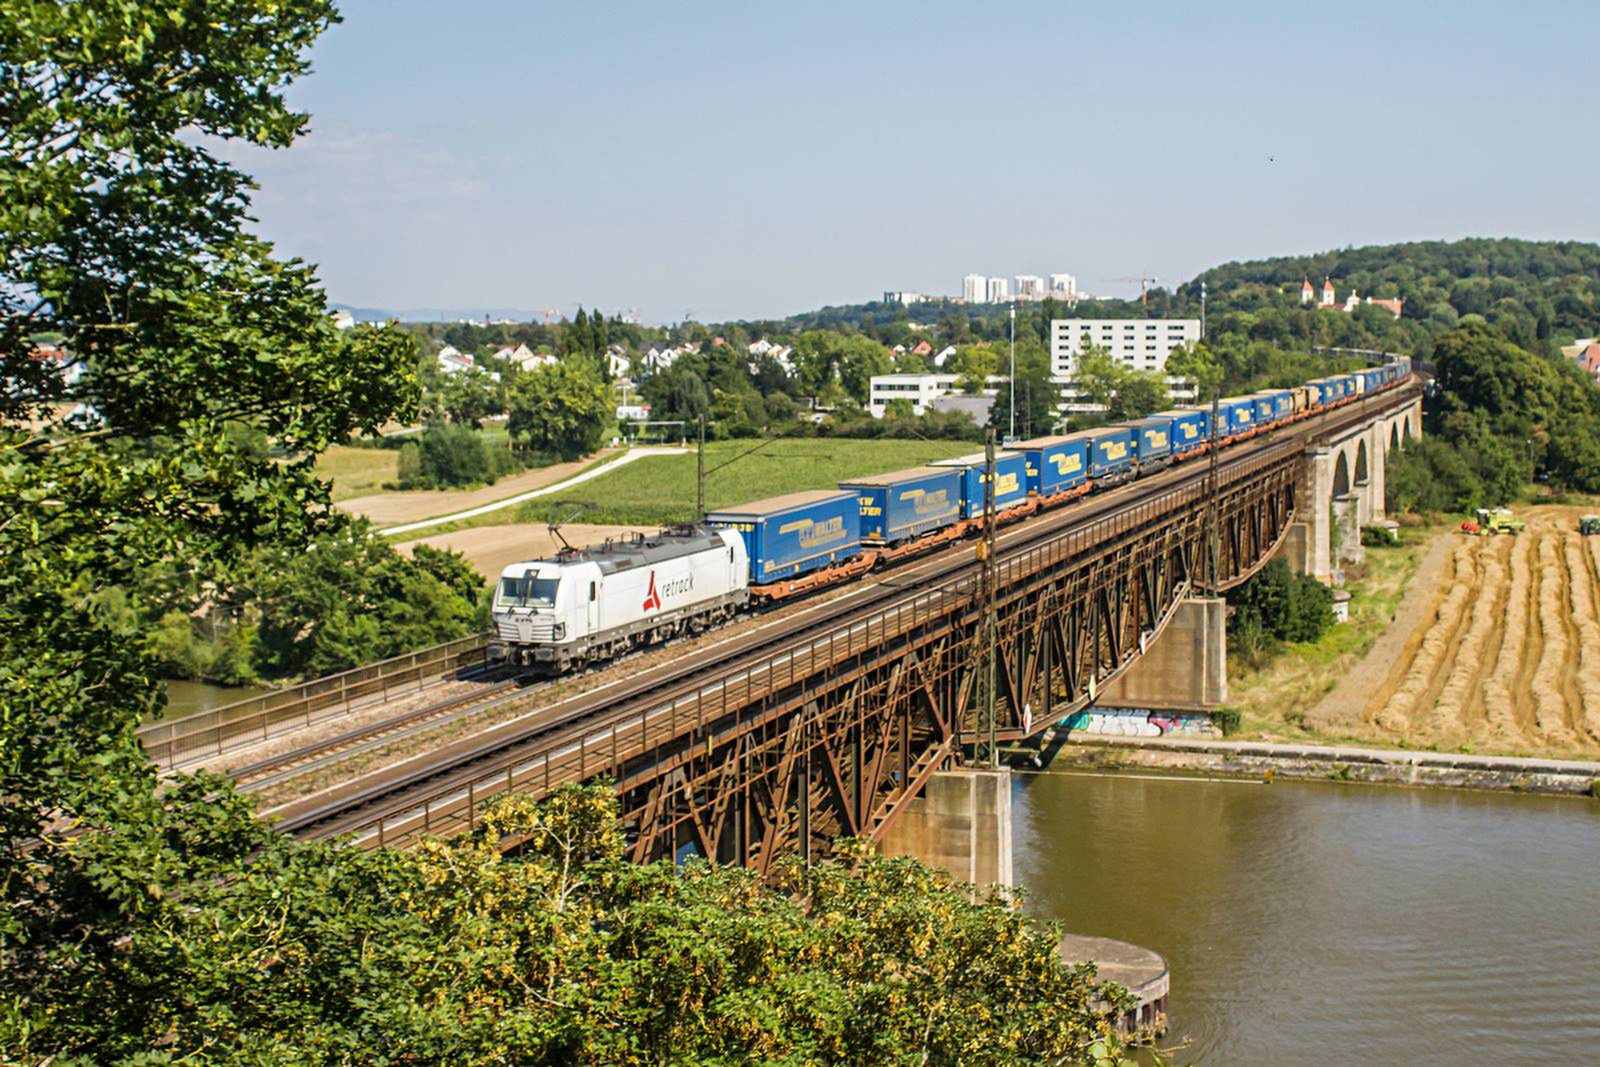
1106, 274, 1159, 306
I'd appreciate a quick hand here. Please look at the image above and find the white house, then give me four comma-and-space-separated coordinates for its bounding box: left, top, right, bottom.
606, 346, 633, 379
932, 344, 958, 368
330, 309, 355, 330
492, 343, 558, 372
436, 345, 475, 375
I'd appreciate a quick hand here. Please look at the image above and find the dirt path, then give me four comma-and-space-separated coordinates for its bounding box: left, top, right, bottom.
336, 449, 619, 527
395, 523, 651, 582
1306, 526, 1454, 731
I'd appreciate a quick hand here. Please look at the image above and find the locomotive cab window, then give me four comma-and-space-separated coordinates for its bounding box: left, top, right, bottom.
498, 574, 560, 608
589, 582, 596, 601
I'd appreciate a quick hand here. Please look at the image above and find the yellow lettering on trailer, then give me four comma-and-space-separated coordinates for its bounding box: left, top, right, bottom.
1050, 453, 1083, 473
1145, 430, 1168, 449
779, 515, 846, 549
1103, 441, 1127, 461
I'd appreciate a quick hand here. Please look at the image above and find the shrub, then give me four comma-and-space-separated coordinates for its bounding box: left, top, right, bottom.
395, 422, 520, 489
1227, 558, 1335, 646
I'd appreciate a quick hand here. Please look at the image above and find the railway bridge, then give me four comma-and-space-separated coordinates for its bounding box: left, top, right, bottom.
143, 381, 1423, 878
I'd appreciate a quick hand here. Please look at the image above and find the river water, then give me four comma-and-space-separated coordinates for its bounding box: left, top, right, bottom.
1013, 771, 1600, 1064
157, 679, 272, 719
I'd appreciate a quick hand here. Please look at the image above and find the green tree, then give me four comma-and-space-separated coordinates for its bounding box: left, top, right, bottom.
508, 359, 611, 458
395, 422, 520, 488
1, 0, 418, 1030
1165, 341, 1224, 402
988, 337, 1058, 438
1071, 347, 1167, 419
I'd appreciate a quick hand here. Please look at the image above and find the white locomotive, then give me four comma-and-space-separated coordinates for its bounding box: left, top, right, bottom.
491, 526, 750, 670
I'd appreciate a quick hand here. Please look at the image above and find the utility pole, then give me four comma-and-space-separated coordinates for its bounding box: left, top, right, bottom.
696, 414, 706, 521
1008, 305, 1016, 442
1200, 279, 1208, 341
975, 429, 999, 768
1207, 407, 1221, 589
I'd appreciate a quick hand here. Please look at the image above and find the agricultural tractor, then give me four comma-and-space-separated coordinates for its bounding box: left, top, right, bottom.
1459, 508, 1526, 536
1579, 515, 1600, 536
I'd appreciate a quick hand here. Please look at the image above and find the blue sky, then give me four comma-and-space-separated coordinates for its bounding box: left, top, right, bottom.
225, 0, 1600, 323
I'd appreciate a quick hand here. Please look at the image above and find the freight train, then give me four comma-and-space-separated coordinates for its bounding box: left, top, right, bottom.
492, 358, 1411, 669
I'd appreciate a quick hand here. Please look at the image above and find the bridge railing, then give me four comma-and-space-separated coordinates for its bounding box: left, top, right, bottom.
137, 632, 492, 770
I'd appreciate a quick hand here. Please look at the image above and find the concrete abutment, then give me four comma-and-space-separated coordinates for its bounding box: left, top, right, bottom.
1100, 596, 1227, 709
880, 766, 1013, 889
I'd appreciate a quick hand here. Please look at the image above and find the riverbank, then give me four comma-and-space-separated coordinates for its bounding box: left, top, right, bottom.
1042, 734, 1600, 797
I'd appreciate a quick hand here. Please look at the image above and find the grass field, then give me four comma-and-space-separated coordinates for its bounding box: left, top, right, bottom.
1224, 524, 1443, 744
514, 438, 978, 526
315, 444, 400, 501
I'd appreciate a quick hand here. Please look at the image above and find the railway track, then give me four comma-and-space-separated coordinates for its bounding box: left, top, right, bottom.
230, 671, 527, 792
267, 386, 1420, 844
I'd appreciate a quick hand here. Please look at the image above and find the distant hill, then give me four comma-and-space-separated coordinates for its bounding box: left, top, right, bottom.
330, 304, 543, 324
1179, 237, 1600, 347
761, 238, 1600, 358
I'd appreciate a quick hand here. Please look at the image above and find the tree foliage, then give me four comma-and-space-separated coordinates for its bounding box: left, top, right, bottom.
1071, 348, 1167, 421
1, 0, 419, 926
8, 783, 1132, 1064
508, 359, 611, 458
396, 422, 520, 488
1227, 558, 1335, 658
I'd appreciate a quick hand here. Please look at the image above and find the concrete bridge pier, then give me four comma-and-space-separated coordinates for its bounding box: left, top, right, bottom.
880, 766, 1013, 889
1332, 492, 1365, 566
1099, 596, 1228, 708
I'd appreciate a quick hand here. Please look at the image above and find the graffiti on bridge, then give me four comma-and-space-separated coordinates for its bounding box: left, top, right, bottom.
1060, 707, 1220, 739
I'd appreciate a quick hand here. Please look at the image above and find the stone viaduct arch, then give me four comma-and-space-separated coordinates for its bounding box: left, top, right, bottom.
1282, 387, 1423, 581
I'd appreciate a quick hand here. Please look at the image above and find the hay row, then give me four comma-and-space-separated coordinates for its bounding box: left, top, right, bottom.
1427, 539, 1505, 744
1373, 541, 1476, 736
1481, 532, 1535, 748
1530, 535, 1578, 747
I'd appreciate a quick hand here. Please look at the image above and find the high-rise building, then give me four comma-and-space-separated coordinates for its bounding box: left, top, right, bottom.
1048, 273, 1077, 298
1015, 275, 1044, 298
986, 276, 1010, 303
963, 273, 988, 303
1049, 318, 1202, 412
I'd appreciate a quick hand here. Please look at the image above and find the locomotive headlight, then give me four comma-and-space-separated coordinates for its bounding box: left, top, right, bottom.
552, 623, 566, 639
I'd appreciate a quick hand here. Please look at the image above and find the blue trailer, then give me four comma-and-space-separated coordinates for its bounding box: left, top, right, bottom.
1251, 389, 1292, 423
1151, 409, 1209, 455
930, 451, 1030, 518
837, 466, 961, 544
1306, 379, 1331, 408
1014, 436, 1090, 497
1062, 426, 1134, 479
1215, 397, 1256, 437
705, 489, 861, 584
1129, 416, 1173, 464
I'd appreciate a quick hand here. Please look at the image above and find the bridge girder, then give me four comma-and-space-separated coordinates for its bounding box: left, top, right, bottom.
615, 447, 1300, 872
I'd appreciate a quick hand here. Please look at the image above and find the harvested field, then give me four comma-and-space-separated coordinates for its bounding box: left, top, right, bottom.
1355, 507, 1600, 757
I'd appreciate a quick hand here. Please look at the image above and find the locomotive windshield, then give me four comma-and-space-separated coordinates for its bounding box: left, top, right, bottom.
498, 573, 561, 609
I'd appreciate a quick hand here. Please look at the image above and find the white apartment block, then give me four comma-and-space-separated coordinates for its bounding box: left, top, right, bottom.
1048, 273, 1077, 297
986, 276, 1010, 303
867, 373, 1004, 418
963, 273, 988, 303
1015, 274, 1044, 298
1050, 318, 1201, 413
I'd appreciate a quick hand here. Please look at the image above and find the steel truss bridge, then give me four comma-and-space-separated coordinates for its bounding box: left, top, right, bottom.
273, 384, 1420, 873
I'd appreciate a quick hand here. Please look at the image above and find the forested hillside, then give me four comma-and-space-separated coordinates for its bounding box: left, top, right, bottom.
770, 238, 1600, 360
1174, 238, 1600, 355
